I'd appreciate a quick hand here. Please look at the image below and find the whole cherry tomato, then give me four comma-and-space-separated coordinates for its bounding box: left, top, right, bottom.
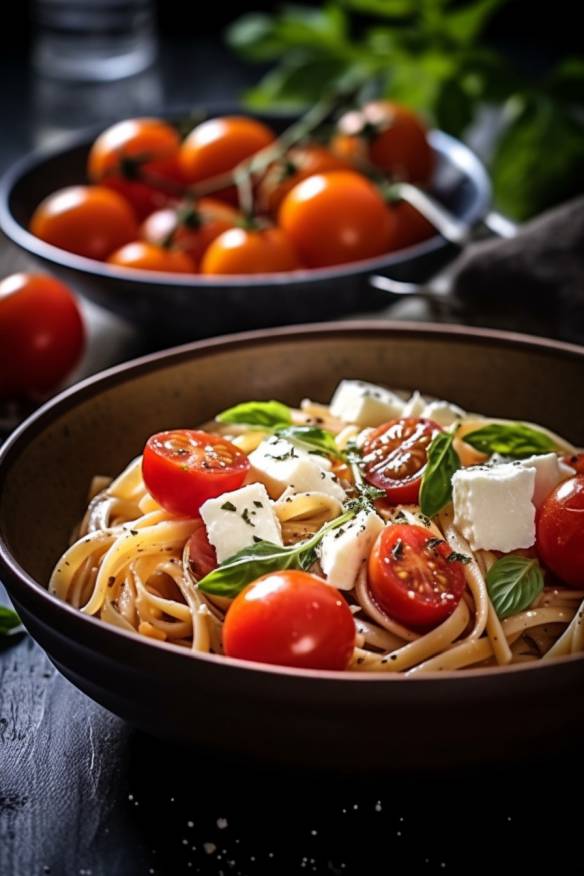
141, 198, 239, 263
387, 201, 436, 251
257, 144, 350, 215
278, 171, 394, 268
87, 118, 185, 220
180, 116, 275, 202
362, 418, 442, 504
142, 430, 251, 517
368, 524, 467, 630
201, 226, 300, 275
223, 570, 356, 670
107, 241, 196, 273
0, 274, 84, 399
332, 101, 434, 184
536, 476, 584, 587
30, 186, 138, 261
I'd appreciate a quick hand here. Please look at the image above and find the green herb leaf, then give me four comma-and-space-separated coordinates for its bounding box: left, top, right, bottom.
216, 400, 292, 430
462, 422, 557, 458
276, 425, 344, 460
487, 556, 544, 619
198, 507, 355, 597
0, 605, 24, 637
419, 431, 461, 518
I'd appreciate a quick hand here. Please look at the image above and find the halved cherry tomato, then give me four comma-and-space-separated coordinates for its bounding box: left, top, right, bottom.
536, 476, 584, 587
368, 524, 467, 630
332, 101, 434, 184
257, 144, 350, 215
0, 273, 84, 399
142, 430, 250, 517
223, 570, 356, 670
141, 198, 239, 263
563, 453, 584, 476
107, 241, 196, 273
180, 116, 275, 202
188, 518, 218, 580
201, 226, 300, 275
278, 171, 393, 268
88, 118, 185, 220
30, 186, 138, 260
362, 418, 441, 504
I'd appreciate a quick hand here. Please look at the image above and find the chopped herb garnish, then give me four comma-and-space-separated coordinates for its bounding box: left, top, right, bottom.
221, 501, 237, 512
427, 537, 446, 550
241, 508, 256, 527
253, 500, 263, 508
447, 551, 471, 564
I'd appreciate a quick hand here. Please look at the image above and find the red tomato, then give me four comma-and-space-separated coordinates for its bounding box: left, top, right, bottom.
368, 524, 467, 630
257, 144, 351, 215
180, 116, 275, 202
88, 118, 185, 220
278, 171, 394, 268
30, 186, 138, 260
0, 274, 84, 399
536, 476, 584, 587
201, 226, 300, 275
142, 430, 250, 516
141, 198, 239, 263
332, 101, 434, 184
563, 453, 584, 476
223, 570, 356, 670
188, 518, 218, 580
362, 418, 441, 504
387, 201, 435, 251
107, 241, 196, 273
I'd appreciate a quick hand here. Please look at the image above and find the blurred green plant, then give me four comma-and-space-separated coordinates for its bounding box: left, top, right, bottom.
226, 1, 584, 220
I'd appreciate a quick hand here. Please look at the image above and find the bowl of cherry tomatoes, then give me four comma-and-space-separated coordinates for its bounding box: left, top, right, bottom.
0, 103, 490, 340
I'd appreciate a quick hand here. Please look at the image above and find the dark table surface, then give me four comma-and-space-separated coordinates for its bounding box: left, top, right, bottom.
1, 36, 583, 876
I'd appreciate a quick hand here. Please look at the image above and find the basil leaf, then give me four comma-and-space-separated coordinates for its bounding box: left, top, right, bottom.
216, 400, 292, 430
276, 425, 344, 460
198, 508, 354, 597
0, 605, 24, 637
462, 422, 557, 458
487, 555, 544, 619
419, 431, 461, 518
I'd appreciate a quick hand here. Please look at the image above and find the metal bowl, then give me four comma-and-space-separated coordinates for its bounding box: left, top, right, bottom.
0, 110, 491, 341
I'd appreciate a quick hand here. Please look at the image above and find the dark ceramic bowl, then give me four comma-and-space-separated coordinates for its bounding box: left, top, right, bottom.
1, 322, 583, 770
0, 110, 490, 341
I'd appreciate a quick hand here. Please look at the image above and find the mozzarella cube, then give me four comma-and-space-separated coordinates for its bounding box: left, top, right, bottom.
518, 453, 575, 508
402, 390, 428, 418
452, 463, 536, 552
329, 380, 405, 427
200, 483, 282, 563
318, 509, 384, 590
248, 436, 346, 501
422, 399, 466, 426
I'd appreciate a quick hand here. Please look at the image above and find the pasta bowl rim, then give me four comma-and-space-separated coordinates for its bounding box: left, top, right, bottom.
1, 320, 583, 684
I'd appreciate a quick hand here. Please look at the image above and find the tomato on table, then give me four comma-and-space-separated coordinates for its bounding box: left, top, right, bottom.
188, 518, 218, 580
257, 144, 350, 215
536, 476, 584, 587
30, 186, 138, 260
368, 524, 467, 630
0, 274, 84, 399
201, 226, 300, 275
107, 241, 196, 273
87, 118, 185, 220
362, 417, 441, 504
223, 570, 356, 670
142, 430, 250, 516
332, 101, 434, 184
141, 198, 239, 263
278, 170, 393, 268
180, 116, 275, 201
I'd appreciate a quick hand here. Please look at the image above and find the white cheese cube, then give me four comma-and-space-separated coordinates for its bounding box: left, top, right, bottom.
452, 463, 536, 552
402, 390, 428, 418
318, 509, 385, 591
422, 400, 465, 426
517, 453, 575, 508
329, 380, 405, 427
200, 483, 282, 563
248, 436, 346, 501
